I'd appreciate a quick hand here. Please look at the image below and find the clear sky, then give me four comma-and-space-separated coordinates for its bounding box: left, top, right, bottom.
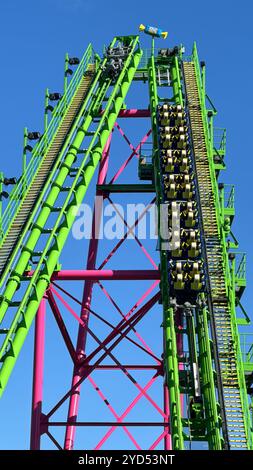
0, 0, 252, 450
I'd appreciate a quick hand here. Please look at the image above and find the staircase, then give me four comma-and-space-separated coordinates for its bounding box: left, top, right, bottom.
0, 65, 95, 279
183, 61, 248, 449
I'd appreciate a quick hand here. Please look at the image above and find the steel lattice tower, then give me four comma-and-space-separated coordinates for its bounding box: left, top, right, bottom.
0, 34, 252, 450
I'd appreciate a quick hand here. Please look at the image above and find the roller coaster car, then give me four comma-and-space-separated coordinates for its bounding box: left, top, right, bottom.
161, 155, 190, 174
170, 261, 185, 290
106, 45, 131, 59
181, 229, 201, 258
163, 174, 194, 200
158, 46, 179, 58
158, 104, 183, 113
159, 113, 186, 126
169, 260, 204, 292
103, 57, 124, 80
160, 125, 188, 135
160, 133, 188, 150
189, 397, 205, 437
180, 201, 198, 228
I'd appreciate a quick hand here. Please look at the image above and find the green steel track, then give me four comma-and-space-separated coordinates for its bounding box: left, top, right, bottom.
0, 34, 252, 451
0, 35, 142, 396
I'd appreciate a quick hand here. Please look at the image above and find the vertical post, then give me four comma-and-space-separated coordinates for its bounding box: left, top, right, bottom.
151, 37, 155, 57
30, 297, 46, 450
64, 134, 112, 450
171, 56, 183, 106
44, 88, 49, 132
64, 53, 69, 95
201, 62, 206, 106
22, 127, 29, 198
219, 183, 225, 223
208, 113, 214, 150
23, 127, 28, 179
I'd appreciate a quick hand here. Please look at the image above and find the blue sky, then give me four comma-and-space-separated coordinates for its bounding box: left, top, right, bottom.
0, 0, 253, 450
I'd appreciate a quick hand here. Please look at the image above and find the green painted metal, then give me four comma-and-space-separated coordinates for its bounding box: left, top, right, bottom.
188, 43, 252, 449
240, 333, 253, 371
0, 46, 110, 289
170, 55, 183, 106
228, 255, 252, 447
0, 43, 94, 245
0, 36, 142, 396
148, 49, 184, 450
0, 34, 252, 451
196, 296, 223, 449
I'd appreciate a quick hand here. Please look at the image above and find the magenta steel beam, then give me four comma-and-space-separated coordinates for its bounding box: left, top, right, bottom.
98, 197, 156, 270
48, 422, 169, 427
95, 373, 160, 449
99, 109, 150, 118
50, 287, 163, 415
118, 109, 150, 118
64, 134, 111, 450
46, 292, 160, 420
115, 122, 137, 154
107, 195, 158, 269
109, 129, 152, 184
97, 280, 161, 365
88, 375, 141, 450
149, 430, 168, 450
78, 365, 160, 370
94, 281, 160, 359
47, 288, 77, 364
49, 270, 160, 281
30, 296, 46, 450
51, 284, 161, 364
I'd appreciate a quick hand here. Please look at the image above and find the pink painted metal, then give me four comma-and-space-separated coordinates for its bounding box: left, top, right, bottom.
109, 129, 152, 184
95, 374, 160, 450
64, 134, 112, 450
45, 292, 161, 419
30, 110, 171, 451
50, 269, 160, 281
30, 296, 46, 450
118, 109, 150, 118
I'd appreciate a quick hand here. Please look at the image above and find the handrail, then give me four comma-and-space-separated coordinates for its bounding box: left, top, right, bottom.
138, 48, 158, 69
235, 252, 246, 279
240, 334, 253, 363
0, 43, 94, 241
213, 127, 226, 153
223, 184, 235, 209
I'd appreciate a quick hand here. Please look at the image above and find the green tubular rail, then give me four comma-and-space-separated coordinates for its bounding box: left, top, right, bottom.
148, 51, 184, 450
181, 51, 223, 449
196, 296, 222, 449
229, 257, 252, 448
170, 56, 183, 106
0, 43, 113, 289
193, 45, 252, 448
190, 45, 252, 448
0, 44, 94, 244
0, 37, 142, 396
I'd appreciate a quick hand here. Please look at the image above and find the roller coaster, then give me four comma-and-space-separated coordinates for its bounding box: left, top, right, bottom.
0, 33, 252, 450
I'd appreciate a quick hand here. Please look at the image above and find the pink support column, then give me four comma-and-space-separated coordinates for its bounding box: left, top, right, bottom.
163, 383, 171, 450
64, 134, 112, 450
30, 297, 46, 450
